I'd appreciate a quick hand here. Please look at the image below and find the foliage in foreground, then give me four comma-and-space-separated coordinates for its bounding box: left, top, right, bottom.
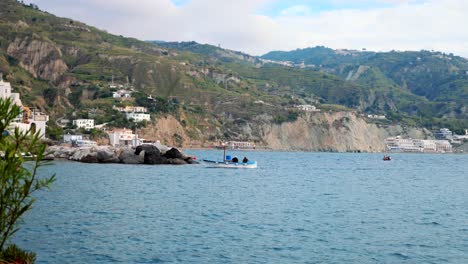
0, 98, 55, 263
0, 244, 36, 264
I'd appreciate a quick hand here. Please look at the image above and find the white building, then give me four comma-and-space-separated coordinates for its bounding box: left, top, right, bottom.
112, 89, 132, 99
73, 119, 95, 130
113, 105, 150, 122
385, 136, 452, 153
434, 140, 453, 153
63, 134, 83, 144
294, 104, 320, 112
1, 78, 49, 138
75, 139, 97, 147
226, 141, 255, 150
113, 105, 148, 113
107, 128, 142, 147
367, 114, 386, 120
434, 128, 453, 139
125, 112, 150, 122
413, 139, 437, 152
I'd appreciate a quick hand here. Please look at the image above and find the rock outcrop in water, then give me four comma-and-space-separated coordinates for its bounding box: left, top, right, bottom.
47, 144, 198, 165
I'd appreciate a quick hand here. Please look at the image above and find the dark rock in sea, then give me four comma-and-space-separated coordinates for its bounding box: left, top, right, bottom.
48, 144, 197, 165
164, 147, 199, 164
119, 148, 144, 164
135, 145, 166, 164
80, 152, 99, 163
163, 147, 186, 160
185, 157, 198, 164
166, 158, 188, 165
97, 149, 119, 163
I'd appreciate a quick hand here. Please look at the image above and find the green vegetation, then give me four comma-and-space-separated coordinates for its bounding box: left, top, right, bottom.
0, 244, 36, 264
261, 46, 375, 67
0, 98, 55, 262
0, 0, 465, 139
261, 46, 468, 132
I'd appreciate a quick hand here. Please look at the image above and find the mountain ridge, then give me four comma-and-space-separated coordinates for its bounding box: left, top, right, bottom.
0, 0, 466, 148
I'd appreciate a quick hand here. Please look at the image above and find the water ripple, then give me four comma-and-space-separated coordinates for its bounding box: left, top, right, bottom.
12, 152, 468, 263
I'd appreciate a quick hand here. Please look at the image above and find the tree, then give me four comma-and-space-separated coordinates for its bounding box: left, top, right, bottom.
0, 98, 55, 261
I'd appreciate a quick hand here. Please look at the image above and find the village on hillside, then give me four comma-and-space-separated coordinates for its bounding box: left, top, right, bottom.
1, 75, 467, 153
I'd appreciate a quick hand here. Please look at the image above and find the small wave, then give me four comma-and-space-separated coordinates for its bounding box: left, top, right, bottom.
141, 257, 166, 263
418, 221, 441, 226
293, 228, 308, 232
330, 247, 348, 252
389, 252, 411, 260
354, 168, 374, 171
418, 244, 437, 249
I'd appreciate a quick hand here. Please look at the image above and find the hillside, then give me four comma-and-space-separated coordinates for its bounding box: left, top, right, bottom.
262, 47, 468, 133
0, 0, 466, 148
0, 0, 292, 142
149, 41, 262, 66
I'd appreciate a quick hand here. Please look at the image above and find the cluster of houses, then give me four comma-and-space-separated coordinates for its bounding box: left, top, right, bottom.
0, 77, 49, 139
64, 128, 146, 147
109, 79, 134, 100
71, 106, 150, 131
226, 141, 256, 150
384, 129, 467, 153
385, 137, 453, 153
0, 75, 154, 148
2, 75, 467, 153
434, 128, 468, 144
112, 106, 150, 122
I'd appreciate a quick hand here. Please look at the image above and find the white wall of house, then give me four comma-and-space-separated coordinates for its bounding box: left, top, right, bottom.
125, 112, 150, 122
107, 129, 141, 147
73, 119, 95, 130
63, 134, 83, 143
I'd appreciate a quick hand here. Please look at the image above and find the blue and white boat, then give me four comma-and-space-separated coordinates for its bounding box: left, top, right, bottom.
203, 159, 257, 169
203, 148, 257, 169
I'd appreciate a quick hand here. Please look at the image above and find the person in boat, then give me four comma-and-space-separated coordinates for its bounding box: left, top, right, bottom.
231, 156, 239, 162
242, 156, 249, 163
383, 155, 391, 161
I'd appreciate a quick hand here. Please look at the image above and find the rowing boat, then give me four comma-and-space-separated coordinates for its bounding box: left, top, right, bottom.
202, 159, 257, 169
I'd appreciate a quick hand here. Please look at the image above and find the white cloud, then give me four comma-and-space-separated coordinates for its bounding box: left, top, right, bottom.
26, 0, 468, 57
280, 5, 311, 16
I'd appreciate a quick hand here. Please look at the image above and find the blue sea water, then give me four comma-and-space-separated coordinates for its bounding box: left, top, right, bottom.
13, 151, 468, 263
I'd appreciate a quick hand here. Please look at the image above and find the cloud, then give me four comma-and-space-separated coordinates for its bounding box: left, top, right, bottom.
280, 5, 311, 16
25, 0, 468, 57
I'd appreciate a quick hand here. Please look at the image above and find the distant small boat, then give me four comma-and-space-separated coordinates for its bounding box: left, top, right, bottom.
203, 145, 257, 169
383, 155, 391, 161
203, 159, 257, 169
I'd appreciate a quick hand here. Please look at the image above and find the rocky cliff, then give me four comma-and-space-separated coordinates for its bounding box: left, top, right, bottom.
7, 36, 68, 82
261, 112, 386, 152
264, 112, 434, 152
137, 111, 429, 152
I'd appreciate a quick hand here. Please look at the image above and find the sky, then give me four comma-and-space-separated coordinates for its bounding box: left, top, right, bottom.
23, 0, 468, 57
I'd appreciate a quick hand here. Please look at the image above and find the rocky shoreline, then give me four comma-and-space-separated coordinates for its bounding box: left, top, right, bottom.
47, 144, 198, 165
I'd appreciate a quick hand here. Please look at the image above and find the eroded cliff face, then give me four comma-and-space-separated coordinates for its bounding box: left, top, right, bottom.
261, 112, 387, 152
7, 36, 68, 81
138, 116, 193, 148
139, 111, 427, 152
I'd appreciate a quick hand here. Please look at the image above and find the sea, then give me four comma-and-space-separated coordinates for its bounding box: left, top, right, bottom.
13, 151, 468, 263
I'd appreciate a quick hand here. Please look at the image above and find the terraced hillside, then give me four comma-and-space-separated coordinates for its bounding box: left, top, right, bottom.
0, 0, 466, 147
